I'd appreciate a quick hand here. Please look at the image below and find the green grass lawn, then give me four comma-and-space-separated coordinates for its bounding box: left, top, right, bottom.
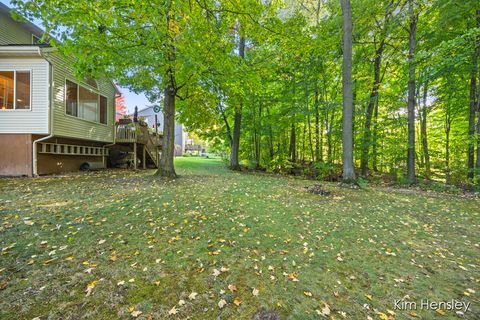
0, 158, 478, 319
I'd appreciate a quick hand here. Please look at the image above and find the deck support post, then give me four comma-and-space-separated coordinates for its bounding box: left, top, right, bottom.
133, 142, 137, 170
143, 145, 146, 169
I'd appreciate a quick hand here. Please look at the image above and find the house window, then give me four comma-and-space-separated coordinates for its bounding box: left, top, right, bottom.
79, 85, 99, 122
66, 80, 78, 116
0, 70, 31, 110
65, 79, 108, 124
100, 95, 107, 124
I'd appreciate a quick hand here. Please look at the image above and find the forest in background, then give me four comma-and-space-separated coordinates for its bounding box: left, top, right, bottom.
13, 0, 480, 186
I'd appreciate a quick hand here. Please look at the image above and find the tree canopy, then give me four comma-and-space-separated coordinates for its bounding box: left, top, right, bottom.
13, 0, 480, 186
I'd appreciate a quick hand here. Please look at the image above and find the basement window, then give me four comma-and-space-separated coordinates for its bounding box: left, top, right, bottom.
0, 70, 31, 110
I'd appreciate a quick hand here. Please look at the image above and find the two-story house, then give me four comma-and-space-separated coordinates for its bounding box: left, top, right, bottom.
0, 3, 120, 176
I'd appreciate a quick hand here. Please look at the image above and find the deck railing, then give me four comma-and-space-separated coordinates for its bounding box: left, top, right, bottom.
115, 124, 137, 143
115, 123, 163, 146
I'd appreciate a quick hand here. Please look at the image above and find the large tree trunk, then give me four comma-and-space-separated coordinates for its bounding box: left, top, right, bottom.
406, 0, 417, 184
158, 85, 177, 178
230, 34, 245, 170
341, 0, 356, 181
157, 3, 177, 178
420, 84, 431, 179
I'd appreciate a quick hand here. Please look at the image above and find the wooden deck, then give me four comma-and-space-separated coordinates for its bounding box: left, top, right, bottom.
113, 123, 162, 169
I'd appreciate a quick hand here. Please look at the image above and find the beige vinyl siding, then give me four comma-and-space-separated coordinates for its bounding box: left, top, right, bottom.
0, 57, 49, 134
43, 52, 116, 143
0, 12, 35, 45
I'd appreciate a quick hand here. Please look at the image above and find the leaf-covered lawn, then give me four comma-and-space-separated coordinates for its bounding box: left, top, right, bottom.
0, 158, 478, 319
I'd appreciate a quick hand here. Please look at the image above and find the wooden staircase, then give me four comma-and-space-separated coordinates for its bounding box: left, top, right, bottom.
113, 122, 162, 169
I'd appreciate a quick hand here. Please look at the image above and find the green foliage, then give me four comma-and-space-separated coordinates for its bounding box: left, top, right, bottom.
11, 0, 480, 185
266, 155, 294, 174
356, 176, 369, 189
313, 161, 336, 181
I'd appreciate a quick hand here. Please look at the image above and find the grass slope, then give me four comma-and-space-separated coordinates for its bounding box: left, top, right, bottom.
0, 158, 478, 319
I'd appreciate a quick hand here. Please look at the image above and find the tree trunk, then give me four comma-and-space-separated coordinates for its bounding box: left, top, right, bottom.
406, 0, 417, 184
230, 108, 242, 170
230, 34, 245, 170
468, 66, 477, 181
341, 0, 356, 181
314, 88, 321, 162
476, 10, 480, 186
157, 4, 177, 178
420, 84, 431, 179
470, 10, 480, 182
445, 117, 451, 184
360, 38, 384, 176
158, 85, 177, 178
290, 122, 296, 162
372, 97, 379, 171
266, 106, 274, 160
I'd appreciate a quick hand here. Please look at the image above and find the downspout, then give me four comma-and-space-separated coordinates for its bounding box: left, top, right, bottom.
32, 52, 54, 177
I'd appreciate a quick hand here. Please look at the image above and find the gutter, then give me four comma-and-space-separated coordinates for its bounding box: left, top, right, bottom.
32, 57, 54, 177
0, 46, 43, 56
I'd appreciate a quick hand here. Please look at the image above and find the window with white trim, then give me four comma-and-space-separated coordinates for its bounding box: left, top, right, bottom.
65, 79, 108, 124
0, 70, 31, 110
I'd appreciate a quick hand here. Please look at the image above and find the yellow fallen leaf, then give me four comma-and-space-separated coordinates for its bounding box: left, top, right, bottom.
304, 291, 312, 297
252, 288, 259, 296
228, 284, 237, 292
377, 312, 389, 320
436, 309, 446, 315
365, 294, 373, 301
233, 297, 242, 306
85, 280, 97, 296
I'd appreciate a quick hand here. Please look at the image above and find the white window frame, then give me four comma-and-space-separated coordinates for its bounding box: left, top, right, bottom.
0, 69, 33, 111
64, 77, 108, 126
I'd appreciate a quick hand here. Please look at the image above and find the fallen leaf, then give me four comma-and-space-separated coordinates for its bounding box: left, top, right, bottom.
218, 299, 227, 309
252, 288, 259, 296
228, 284, 237, 292
233, 297, 242, 306
188, 292, 198, 300
131, 310, 142, 317
436, 309, 446, 315
85, 280, 97, 296
168, 306, 178, 315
